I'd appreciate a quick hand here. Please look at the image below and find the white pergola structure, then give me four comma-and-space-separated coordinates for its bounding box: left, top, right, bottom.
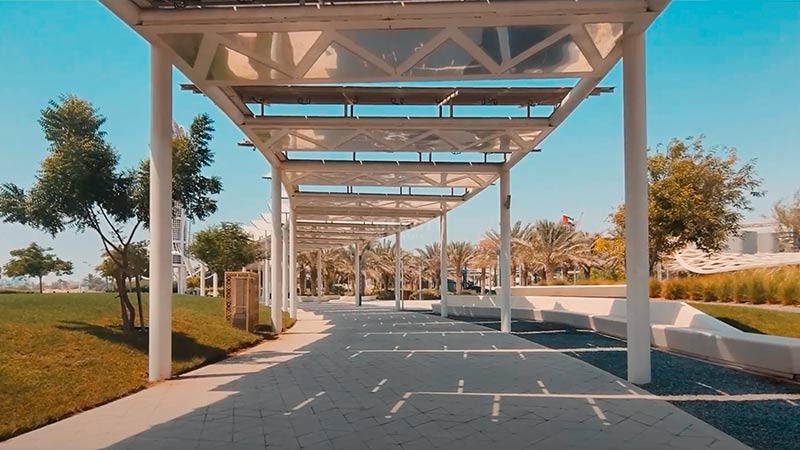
102, 0, 668, 384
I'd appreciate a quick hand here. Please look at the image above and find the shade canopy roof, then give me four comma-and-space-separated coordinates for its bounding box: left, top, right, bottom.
103, 0, 668, 251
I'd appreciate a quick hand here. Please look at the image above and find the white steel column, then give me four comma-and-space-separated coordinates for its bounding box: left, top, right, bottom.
499, 168, 512, 333
395, 232, 402, 311
354, 243, 362, 306
289, 209, 298, 320
439, 212, 448, 317
148, 45, 173, 382
199, 265, 206, 297
623, 31, 651, 384
177, 267, 186, 295
418, 257, 423, 296
263, 256, 270, 306
282, 222, 289, 312
317, 251, 323, 300
211, 273, 218, 297
270, 168, 283, 334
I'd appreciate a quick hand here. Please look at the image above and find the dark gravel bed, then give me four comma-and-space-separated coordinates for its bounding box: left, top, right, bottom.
445, 314, 800, 450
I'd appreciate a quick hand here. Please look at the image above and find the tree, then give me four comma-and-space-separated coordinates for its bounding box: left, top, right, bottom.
515, 220, 588, 282
484, 221, 528, 284
774, 190, 800, 251
0, 96, 221, 331
472, 239, 497, 292
611, 136, 763, 274
82, 273, 108, 292
189, 222, 263, 279
3, 243, 73, 293
97, 242, 149, 330
415, 243, 441, 288
447, 241, 475, 294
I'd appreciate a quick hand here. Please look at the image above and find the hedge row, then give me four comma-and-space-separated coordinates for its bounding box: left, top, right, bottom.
651, 267, 800, 305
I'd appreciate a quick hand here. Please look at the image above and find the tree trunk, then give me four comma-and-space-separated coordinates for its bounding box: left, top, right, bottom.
135, 275, 144, 331
543, 265, 553, 282
38, 276, 43, 293
480, 268, 486, 294
115, 273, 135, 332
455, 266, 463, 295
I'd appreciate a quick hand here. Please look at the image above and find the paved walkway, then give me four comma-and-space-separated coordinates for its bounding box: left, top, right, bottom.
2, 302, 749, 450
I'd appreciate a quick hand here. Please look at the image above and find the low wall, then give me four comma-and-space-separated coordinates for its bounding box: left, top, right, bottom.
508, 284, 626, 298
299, 295, 339, 303
435, 295, 800, 380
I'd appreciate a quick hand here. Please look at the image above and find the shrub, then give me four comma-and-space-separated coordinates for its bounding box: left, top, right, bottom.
780, 278, 800, 306
688, 280, 706, 301
662, 279, 688, 300
649, 279, 662, 298
716, 279, 734, 302
376, 290, 395, 300
750, 277, 769, 304
732, 278, 750, 303
410, 289, 440, 300
702, 283, 718, 302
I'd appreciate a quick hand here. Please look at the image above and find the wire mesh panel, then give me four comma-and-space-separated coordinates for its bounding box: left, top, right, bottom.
224, 271, 259, 332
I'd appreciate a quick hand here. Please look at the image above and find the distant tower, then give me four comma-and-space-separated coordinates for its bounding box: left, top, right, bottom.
172, 203, 190, 294
171, 121, 192, 294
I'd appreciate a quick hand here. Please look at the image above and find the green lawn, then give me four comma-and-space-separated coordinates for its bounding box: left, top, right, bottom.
690, 302, 800, 339
0, 293, 293, 441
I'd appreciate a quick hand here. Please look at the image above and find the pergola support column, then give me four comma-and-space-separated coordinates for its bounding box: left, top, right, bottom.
623, 31, 651, 385
499, 167, 511, 333
263, 256, 270, 306
395, 232, 402, 311
355, 243, 362, 307
289, 209, 298, 320
148, 44, 173, 382
270, 168, 283, 334
440, 212, 448, 318
211, 273, 218, 297
199, 265, 206, 297
317, 250, 323, 300
282, 222, 289, 312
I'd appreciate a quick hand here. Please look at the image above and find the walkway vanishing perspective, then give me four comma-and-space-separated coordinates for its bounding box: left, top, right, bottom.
2, 303, 749, 450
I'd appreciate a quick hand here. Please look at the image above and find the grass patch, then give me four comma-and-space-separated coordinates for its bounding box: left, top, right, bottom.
0, 293, 294, 440
690, 302, 800, 339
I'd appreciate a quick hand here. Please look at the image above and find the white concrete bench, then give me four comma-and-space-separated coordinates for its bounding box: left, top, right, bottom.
434, 294, 800, 380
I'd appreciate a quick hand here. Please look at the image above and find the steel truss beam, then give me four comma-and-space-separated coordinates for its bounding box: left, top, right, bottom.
295, 206, 440, 219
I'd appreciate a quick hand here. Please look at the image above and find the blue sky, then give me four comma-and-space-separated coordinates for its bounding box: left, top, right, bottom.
1, 1, 799, 281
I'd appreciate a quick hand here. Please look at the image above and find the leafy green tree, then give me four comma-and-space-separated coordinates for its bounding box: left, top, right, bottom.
189, 222, 263, 279
0, 95, 221, 331
3, 243, 73, 293
97, 242, 149, 330
611, 136, 763, 273
773, 190, 800, 251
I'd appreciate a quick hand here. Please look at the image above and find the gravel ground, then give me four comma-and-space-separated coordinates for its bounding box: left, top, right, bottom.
445, 315, 800, 450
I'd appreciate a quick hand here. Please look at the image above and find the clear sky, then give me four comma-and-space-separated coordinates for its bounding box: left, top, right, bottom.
1, 0, 799, 282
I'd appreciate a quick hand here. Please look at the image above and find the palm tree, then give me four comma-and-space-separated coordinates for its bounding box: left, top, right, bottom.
484, 220, 527, 284
365, 240, 394, 292
472, 238, 496, 293
516, 220, 590, 282
415, 242, 441, 288
447, 241, 475, 294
